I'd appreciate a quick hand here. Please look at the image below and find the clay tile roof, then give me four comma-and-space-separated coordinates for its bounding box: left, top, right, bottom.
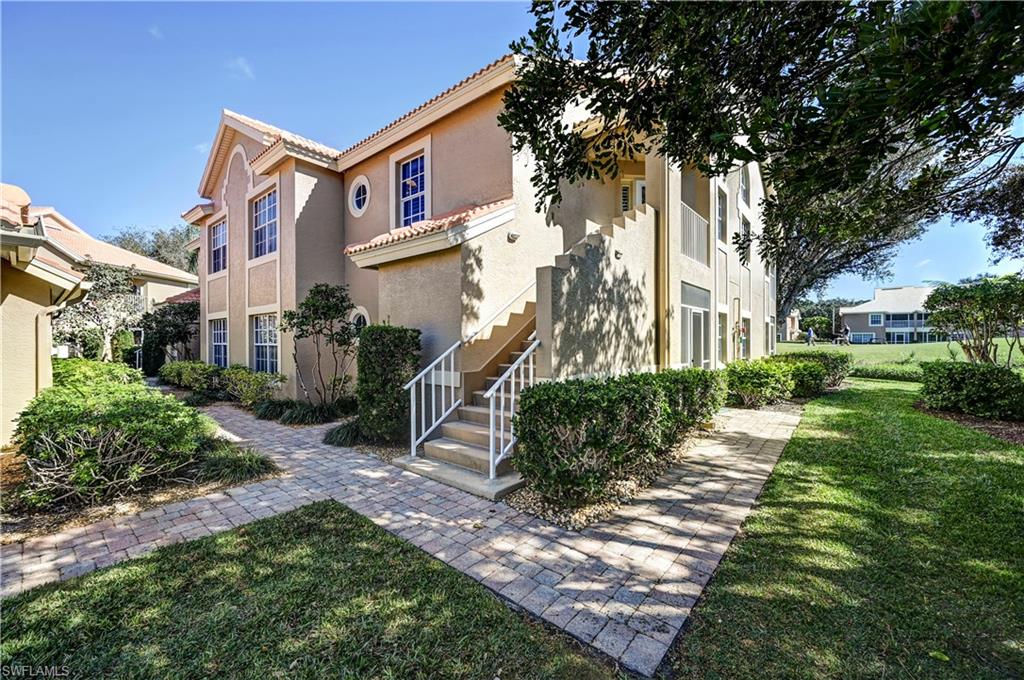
336, 55, 514, 162
161, 288, 200, 305
343, 197, 514, 256
223, 110, 344, 166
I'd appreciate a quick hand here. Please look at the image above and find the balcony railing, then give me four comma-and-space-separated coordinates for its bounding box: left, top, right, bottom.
681, 203, 710, 266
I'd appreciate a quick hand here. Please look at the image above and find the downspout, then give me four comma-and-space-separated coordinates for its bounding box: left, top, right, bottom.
36, 305, 60, 394
655, 155, 671, 370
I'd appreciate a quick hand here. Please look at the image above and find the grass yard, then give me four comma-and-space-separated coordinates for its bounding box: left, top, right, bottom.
669, 379, 1023, 678
1, 502, 614, 680
778, 338, 1022, 366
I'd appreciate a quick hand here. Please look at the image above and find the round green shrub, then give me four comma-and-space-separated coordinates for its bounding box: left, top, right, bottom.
654, 368, 728, 439
725, 359, 795, 407
13, 383, 217, 508
52, 358, 144, 389
920, 361, 1023, 420
770, 350, 853, 388
789, 360, 828, 398
158, 361, 221, 392
219, 365, 285, 407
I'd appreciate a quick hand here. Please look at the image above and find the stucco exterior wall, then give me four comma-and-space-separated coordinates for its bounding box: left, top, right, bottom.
247, 260, 277, 307
207, 276, 227, 313
1, 262, 53, 446
140, 280, 193, 312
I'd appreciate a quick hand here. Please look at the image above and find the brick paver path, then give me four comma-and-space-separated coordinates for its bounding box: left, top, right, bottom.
1, 404, 800, 676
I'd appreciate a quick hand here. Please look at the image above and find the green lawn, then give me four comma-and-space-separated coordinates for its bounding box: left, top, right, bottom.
669, 379, 1023, 678
1, 502, 614, 680
778, 338, 1022, 366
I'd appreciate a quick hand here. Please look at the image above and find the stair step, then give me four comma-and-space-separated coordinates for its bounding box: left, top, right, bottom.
441, 420, 512, 448
472, 389, 526, 408
393, 455, 525, 501
458, 405, 513, 425
422, 437, 513, 476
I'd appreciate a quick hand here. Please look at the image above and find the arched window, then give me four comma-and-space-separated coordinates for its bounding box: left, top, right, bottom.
740, 165, 751, 206
350, 307, 370, 334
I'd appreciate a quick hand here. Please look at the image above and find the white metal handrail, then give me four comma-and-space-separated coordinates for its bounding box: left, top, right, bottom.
484, 334, 540, 479
404, 341, 461, 458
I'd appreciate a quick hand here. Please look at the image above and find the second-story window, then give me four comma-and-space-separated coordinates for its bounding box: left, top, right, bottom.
740, 165, 751, 206
210, 221, 227, 273
399, 154, 426, 227
717, 188, 728, 242
252, 190, 278, 258
740, 216, 752, 264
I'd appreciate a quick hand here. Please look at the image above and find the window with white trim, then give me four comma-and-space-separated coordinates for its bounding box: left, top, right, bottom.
349, 175, 370, 217
399, 154, 426, 226
350, 308, 369, 334
210, 221, 227, 273
851, 332, 876, 344
252, 190, 278, 258
740, 165, 751, 206
740, 216, 752, 264
717, 188, 728, 242
210, 318, 228, 367
251, 314, 278, 373
868, 312, 883, 327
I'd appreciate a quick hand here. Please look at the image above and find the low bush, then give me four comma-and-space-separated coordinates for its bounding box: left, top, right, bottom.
356, 324, 421, 442
195, 441, 279, 485
654, 368, 727, 439
252, 399, 297, 421
789, 361, 829, 398
514, 375, 667, 508
158, 361, 221, 392
182, 392, 214, 407
771, 350, 853, 388
334, 394, 358, 417
920, 361, 1023, 420
725, 359, 795, 407
13, 383, 217, 508
323, 420, 362, 447
850, 363, 923, 382
220, 365, 285, 408
52, 358, 143, 388
279, 401, 338, 426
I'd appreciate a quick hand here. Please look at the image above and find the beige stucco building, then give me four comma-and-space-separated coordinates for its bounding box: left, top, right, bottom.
183, 56, 777, 497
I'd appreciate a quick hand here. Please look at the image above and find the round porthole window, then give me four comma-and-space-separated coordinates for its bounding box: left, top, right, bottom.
350, 308, 369, 334
348, 175, 370, 217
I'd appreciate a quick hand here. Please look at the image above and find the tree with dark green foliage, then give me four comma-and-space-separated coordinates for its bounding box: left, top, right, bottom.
500, 1, 1024, 305
280, 283, 358, 406
139, 300, 199, 375
795, 297, 865, 323
52, 263, 142, 362
355, 324, 421, 442
103, 224, 199, 274
953, 164, 1024, 265
925, 273, 1024, 367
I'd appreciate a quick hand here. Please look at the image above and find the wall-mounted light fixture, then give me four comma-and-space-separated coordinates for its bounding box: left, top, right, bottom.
507, 231, 521, 243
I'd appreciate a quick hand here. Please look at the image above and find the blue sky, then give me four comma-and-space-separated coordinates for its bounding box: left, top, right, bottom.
2, 1, 1020, 301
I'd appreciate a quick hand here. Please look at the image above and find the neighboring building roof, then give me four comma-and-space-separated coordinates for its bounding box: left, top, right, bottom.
1, 183, 33, 227
160, 288, 200, 305
839, 286, 936, 315
29, 207, 198, 285
343, 197, 515, 256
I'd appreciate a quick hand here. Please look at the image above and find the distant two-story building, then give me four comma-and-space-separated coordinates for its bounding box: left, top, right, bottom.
182, 55, 778, 496
839, 285, 941, 344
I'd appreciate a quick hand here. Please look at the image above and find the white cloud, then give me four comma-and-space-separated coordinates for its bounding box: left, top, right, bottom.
148, 25, 163, 40
194, 142, 211, 155
915, 258, 931, 268
225, 56, 255, 81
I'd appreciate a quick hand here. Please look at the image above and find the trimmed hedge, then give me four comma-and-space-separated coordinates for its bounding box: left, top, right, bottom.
514, 368, 727, 508
850, 363, 923, 382
52, 358, 143, 388
725, 359, 795, 407
789, 361, 829, 398
770, 350, 853, 388
920, 361, 1023, 421
13, 382, 217, 508
356, 324, 421, 442
159, 361, 221, 392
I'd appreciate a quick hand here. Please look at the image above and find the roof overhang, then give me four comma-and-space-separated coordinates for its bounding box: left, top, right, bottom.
197, 113, 275, 199
250, 138, 338, 176
181, 202, 215, 225
333, 57, 516, 172
347, 202, 515, 269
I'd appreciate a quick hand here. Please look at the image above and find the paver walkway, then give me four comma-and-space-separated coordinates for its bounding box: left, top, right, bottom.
0, 403, 800, 676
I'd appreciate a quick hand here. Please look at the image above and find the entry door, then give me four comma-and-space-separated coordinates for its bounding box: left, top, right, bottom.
690, 310, 704, 367
892, 332, 908, 344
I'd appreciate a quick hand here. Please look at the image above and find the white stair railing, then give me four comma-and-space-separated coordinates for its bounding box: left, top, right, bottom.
484, 333, 540, 479
404, 341, 461, 458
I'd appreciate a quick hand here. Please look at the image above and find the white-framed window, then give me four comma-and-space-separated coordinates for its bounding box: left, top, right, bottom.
851, 332, 876, 344
252, 190, 278, 258
210, 221, 227, 274
717, 188, 728, 243
399, 154, 426, 227
210, 318, 228, 367
348, 175, 370, 218
740, 165, 751, 206
251, 314, 278, 373
740, 216, 752, 264
869, 312, 883, 327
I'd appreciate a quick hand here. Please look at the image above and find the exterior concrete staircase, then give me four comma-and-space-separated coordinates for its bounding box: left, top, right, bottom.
393, 333, 534, 500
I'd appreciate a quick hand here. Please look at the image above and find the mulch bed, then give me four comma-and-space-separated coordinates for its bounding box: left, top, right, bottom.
914, 402, 1024, 446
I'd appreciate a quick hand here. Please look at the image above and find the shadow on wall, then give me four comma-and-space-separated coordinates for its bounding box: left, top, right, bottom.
461, 243, 484, 332
549, 239, 655, 379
